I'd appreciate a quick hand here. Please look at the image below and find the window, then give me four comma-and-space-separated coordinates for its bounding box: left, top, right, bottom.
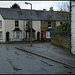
33, 32, 35, 39
0, 21, 2, 28
26, 32, 35, 39
0, 31, 2, 39
16, 32, 21, 39
26, 32, 30, 39
48, 21, 51, 28
13, 32, 15, 39
15, 21, 19, 28
46, 31, 51, 38
13, 31, 21, 39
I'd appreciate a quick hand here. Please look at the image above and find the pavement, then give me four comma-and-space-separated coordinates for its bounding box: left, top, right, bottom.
15, 42, 75, 68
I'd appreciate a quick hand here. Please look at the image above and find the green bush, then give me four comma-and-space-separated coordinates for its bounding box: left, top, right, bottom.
54, 22, 69, 34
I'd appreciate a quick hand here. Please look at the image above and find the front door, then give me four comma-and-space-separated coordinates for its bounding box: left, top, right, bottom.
6, 32, 9, 42
37, 32, 40, 40
41, 32, 44, 40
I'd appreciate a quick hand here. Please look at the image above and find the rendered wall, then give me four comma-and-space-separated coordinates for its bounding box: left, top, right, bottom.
0, 14, 5, 42
71, 1, 75, 54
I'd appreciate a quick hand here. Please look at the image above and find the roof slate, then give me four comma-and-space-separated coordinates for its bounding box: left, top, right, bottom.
0, 8, 69, 21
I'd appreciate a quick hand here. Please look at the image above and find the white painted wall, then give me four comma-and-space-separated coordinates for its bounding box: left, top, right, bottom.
0, 14, 5, 42
71, 1, 75, 54
5, 19, 25, 42
0, 18, 41, 42
32, 20, 41, 40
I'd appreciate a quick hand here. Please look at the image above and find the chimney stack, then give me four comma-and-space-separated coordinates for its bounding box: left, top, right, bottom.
50, 7, 53, 11
49, 7, 54, 15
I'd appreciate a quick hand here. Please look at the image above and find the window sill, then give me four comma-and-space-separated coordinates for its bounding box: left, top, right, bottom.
48, 27, 52, 28
0, 39, 3, 40
46, 37, 51, 39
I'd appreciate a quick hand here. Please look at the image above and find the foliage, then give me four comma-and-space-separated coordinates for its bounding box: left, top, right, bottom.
56, 1, 70, 12
10, 3, 20, 9
26, 19, 30, 30
54, 22, 69, 34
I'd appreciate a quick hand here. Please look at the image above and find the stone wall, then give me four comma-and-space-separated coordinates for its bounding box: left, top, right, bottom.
51, 32, 70, 49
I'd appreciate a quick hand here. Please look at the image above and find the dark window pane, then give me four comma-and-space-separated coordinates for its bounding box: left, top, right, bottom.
48, 21, 51, 27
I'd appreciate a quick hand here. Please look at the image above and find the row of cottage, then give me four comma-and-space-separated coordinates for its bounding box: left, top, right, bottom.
0, 7, 69, 43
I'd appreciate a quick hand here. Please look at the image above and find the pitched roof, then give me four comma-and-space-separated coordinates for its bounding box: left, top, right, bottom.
0, 8, 69, 21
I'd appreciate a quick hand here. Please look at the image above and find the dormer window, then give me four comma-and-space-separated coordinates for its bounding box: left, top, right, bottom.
15, 21, 19, 28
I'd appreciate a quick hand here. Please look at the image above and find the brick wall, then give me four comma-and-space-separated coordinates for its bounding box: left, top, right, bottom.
41, 21, 48, 40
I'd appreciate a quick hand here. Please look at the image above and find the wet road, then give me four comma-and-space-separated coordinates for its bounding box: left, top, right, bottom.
0, 43, 75, 74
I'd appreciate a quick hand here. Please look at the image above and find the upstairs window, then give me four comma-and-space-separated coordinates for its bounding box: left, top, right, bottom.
0, 31, 2, 39
15, 21, 19, 28
48, 21, 51, 28
0, 21, 2, 28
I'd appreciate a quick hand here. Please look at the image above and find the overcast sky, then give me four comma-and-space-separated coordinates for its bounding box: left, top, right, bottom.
0, 1, 69, 11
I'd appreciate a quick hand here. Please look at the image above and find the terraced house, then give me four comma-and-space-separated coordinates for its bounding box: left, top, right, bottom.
0, 7, 69, 43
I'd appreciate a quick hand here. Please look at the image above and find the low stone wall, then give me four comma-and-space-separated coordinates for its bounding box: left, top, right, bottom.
51, 33, 70, 49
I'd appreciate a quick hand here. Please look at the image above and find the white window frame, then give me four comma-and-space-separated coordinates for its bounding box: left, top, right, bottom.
0, 31, 2, 39
13, 31, 22, 40
46, 31, 51, 39
0, 21, 2, 28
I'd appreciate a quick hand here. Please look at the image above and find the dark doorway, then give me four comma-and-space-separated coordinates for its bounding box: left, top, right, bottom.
6, 32, 9, 42
37, 32, 40, 40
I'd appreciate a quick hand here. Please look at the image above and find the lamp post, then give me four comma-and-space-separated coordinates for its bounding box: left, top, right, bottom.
25, 2, 32, 46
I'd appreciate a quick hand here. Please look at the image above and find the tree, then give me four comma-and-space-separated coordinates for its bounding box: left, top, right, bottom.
26, 19, 30, 30
56, 1, 70, 12
10, 3, 21, 9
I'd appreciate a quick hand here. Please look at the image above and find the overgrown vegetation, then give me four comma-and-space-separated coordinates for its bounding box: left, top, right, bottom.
54, 22, 69, 34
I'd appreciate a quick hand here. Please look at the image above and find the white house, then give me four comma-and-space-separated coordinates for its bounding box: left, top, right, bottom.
71, 1, 75, 54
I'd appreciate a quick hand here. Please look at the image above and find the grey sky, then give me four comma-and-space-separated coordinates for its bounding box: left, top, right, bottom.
0, 1, 69, 11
